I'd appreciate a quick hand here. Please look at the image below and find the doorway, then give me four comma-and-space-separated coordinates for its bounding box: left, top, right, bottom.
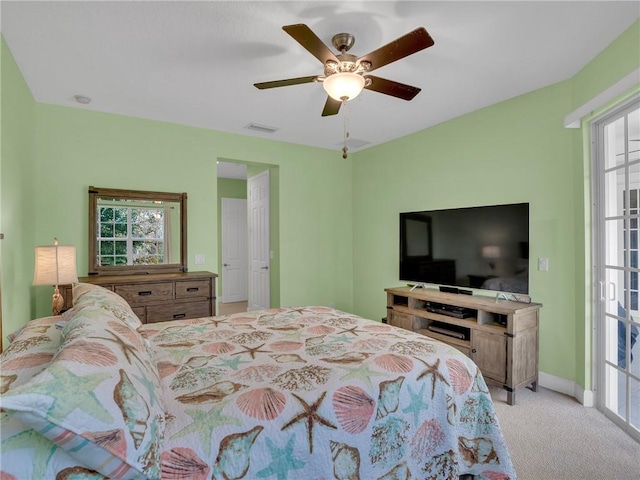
217, 160, 279, 311
221, 197, 248, 303
593, 97, 640, 441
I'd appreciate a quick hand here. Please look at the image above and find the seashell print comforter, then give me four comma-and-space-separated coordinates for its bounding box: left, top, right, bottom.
149, 307, 515, 479
0, 306, 515, 479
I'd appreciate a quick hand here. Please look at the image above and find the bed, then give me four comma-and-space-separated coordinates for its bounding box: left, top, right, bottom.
481, 272, 528, 295
0, 283, 515, 479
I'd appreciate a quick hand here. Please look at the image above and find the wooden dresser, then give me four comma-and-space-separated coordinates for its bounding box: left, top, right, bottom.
61, 271, 217, 324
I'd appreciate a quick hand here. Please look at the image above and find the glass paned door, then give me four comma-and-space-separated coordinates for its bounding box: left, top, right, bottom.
595, 99, 640, 441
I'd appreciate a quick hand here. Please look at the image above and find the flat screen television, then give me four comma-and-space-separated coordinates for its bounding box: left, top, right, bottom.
399, 203, 530, 294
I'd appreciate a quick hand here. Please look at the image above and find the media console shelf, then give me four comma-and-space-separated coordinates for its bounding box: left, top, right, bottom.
385, 286, 541, 405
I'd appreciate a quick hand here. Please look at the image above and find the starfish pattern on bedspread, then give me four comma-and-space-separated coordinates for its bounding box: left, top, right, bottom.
214, 356, 250, 370
5, 363, 112, 423
336, 326, 363, 336
171, 400, 242, 457
207, 318, 230, 328
89, 330, 147, 367
402, 382, 430, 424
328, 334, 355, 344
281, 391, 337, 453
231, 343, 271, 360
255, 434, 305, 480
415, 357, 450, 398
338, 362, 387, 390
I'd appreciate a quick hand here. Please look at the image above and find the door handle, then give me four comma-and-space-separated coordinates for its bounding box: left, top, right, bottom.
608, 282, 616, 301
261, 266, 269, 270
223, 263, 230, 267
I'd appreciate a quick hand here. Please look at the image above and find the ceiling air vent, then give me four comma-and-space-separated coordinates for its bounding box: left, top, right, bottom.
245, 122, 279, 134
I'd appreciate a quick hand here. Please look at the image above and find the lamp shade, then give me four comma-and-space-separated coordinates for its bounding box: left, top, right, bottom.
33, 243, 79, 286
482, 245, 501, 260
323, 72, 365, 101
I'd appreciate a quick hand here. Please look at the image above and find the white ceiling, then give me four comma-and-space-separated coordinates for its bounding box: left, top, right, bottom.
217, 160, 248, 179
2, 1, 638, 157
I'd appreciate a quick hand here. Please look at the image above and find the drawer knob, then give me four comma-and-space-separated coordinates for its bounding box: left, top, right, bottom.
471, 349, 477, 354
173, 313, 186, 319
138, 291, 152, 296
187, 287, 199, 292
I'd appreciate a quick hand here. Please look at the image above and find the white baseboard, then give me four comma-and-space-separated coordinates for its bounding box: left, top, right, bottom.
538, 371, 594, 407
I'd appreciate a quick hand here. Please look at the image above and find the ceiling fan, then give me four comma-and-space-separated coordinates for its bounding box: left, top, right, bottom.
254, 24, 435, 117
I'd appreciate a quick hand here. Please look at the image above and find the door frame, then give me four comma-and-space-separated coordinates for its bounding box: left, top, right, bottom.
591, 94, 640, 441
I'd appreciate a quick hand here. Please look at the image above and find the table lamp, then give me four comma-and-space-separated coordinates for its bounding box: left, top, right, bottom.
33, 238, 78, 315
482, 245, 501, 274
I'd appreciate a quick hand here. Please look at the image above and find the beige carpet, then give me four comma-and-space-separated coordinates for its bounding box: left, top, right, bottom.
489, 386, 639, 480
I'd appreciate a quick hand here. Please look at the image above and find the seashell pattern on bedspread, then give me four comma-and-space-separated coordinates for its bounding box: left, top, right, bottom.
0, 305, 515, 479
151, 307, 515, 479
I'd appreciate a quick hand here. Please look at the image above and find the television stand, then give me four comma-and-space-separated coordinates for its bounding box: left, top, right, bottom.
385, 286, 541, 405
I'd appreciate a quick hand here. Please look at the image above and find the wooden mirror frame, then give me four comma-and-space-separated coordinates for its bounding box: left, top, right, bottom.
89, 186, 187, 275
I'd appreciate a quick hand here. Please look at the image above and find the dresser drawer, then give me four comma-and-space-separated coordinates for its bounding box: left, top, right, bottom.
175, 280, 210, 300
61, 272, 217, 324
146, 301, 211, 323
114, 282, 174, 305
131, 306, 146, 323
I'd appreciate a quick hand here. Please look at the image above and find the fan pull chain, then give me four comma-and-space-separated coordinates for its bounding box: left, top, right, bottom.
342, 99, 349, 159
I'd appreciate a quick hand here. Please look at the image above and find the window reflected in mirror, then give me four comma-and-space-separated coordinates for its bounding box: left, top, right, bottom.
89, 187, 187, 275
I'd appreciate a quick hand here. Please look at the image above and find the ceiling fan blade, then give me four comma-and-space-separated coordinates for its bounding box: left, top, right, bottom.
254, 76, 318, 89
321, 96, 342, 117
364, 75, 421, 100
283, 24, 340, 65
358, 27, 434, 72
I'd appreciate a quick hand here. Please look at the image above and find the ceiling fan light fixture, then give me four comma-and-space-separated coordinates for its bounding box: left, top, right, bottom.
323, 72, 365, 102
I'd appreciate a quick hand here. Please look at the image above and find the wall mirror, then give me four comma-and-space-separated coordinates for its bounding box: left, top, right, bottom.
89, 186, 187, 275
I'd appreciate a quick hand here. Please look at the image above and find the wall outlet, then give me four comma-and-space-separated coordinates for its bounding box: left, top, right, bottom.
195, 254, 205, 265
538, 257, 549, 271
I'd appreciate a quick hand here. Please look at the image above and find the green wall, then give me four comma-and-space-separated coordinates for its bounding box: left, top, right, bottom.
28, 106, 352, 319
1, 39, 37, 348
0, 60, 353, 338
351, 81, 577, 379
571, 21, 640, 112
1, 19, 638, 387
350, 20, 640, 388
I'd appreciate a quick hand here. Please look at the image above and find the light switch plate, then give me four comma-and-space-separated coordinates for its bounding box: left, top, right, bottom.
195, 254, 205, 265
538, 257, 549, 271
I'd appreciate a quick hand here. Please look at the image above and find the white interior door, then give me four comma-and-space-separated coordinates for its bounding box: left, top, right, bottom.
221, 197, 248, 303
594, 98, 640, 442
248, 170, 270, 311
